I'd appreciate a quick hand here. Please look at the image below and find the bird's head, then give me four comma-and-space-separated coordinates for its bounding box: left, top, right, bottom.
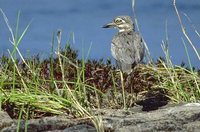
103, 16, 134, 32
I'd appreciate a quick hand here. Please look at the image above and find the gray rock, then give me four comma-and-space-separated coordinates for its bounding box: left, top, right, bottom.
0, 111, 13, 130
62, 124, 96, 132
2, 116, 94, 132
101, 103, 200, 132
1, 103, 200, 132
45, 124, 96, 132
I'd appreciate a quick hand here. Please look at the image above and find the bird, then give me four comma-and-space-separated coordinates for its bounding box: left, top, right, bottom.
103, 15, 145, 74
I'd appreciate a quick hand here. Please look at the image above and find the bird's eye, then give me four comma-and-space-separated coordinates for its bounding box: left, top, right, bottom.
115, 18, 123, 24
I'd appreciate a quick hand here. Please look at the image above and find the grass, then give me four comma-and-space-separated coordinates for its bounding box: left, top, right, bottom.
0, 0, 200, 131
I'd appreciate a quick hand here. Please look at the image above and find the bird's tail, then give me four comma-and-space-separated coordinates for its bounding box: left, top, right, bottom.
116, 61, 133, 74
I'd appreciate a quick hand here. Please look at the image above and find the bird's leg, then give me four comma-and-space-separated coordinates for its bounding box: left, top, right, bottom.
120, 70, 126, 109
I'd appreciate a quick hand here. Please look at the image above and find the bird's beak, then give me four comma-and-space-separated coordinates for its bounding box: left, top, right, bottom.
102, 22, 116, 28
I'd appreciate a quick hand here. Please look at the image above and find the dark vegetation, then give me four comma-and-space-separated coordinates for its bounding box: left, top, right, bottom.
1, 45, 199, 119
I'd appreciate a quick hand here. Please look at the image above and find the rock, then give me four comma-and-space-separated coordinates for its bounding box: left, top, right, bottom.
1, 116, 95, 132
0, 111, 13, 130
1, 103, 200, 132
61, 124, 96, 132
101, 103, 200, 132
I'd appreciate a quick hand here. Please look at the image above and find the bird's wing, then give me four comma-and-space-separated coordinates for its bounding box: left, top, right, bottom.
111, 32, 144, 64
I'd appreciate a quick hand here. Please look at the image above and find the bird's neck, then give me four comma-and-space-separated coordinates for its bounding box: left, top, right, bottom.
119, 29, 126, 32
118, 28, 133, 33
117, 24, 134, 33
